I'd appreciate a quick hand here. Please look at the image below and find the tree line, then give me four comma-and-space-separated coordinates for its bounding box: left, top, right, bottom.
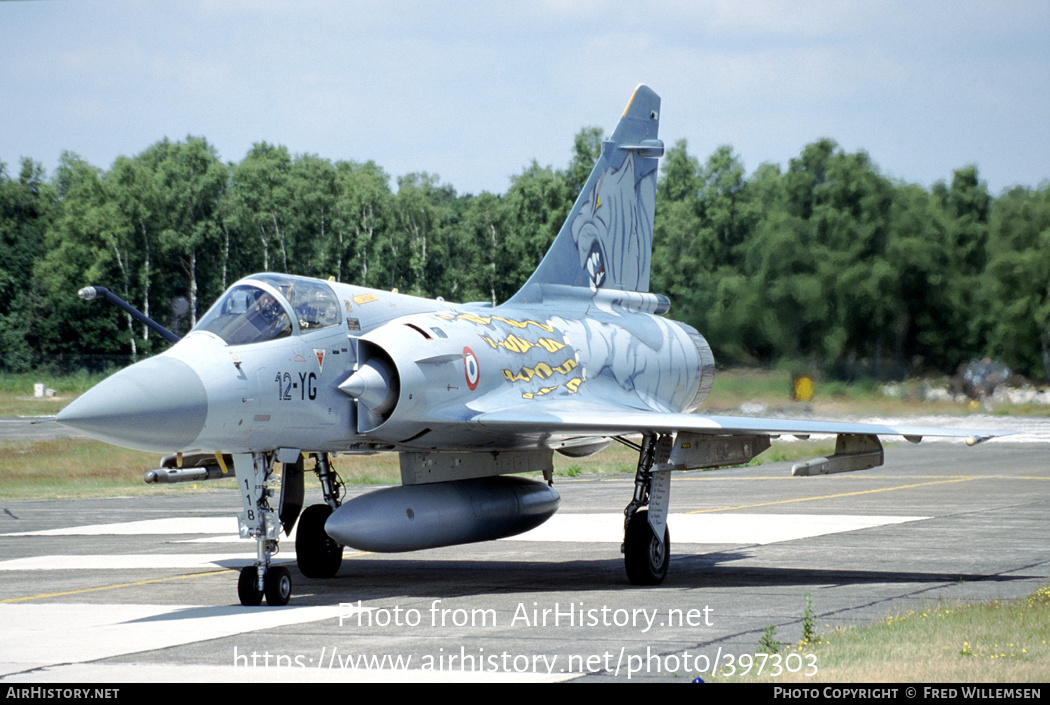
1, 131, 1048, 380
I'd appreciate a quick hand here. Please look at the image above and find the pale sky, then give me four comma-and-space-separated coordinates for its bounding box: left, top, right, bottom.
2, 0, 1048, 196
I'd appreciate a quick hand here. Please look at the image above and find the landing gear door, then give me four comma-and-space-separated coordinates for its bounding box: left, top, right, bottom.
278, 450, 305, 536
647, 467, 671, 543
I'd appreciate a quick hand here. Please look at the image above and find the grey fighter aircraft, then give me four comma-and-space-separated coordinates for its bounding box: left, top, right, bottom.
56, 85, 1006, 606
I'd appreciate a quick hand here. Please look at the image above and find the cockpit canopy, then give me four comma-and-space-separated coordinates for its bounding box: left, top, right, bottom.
194, 274, 342, 345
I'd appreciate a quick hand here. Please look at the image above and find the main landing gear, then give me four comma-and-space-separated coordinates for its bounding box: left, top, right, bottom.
296, 454, 345, 579
234, 436, 678, 601
619, 434, 673, 585
233, 451, 344, 606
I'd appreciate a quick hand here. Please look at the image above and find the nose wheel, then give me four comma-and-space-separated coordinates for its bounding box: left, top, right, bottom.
238, 565, 292, 607
233, 452, 293, 606
233, 452, 345, 606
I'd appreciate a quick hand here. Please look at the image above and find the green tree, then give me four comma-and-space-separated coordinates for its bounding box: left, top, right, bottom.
450, 191, 512, 304
503, 161, 568, 286
562, 126, 603, 199
3, 124, 1045, 382
30, 153, 127, 360
389, 172, 454, 297
287, 153, 339, 279
985, 184, 1050, 379
152, 137, 228, 329
333, 160, 393, 287
227, 142, 293, 274
0, 158, 53, 370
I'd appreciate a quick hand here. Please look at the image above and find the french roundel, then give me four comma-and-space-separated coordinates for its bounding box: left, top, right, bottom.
463, 347, 480, 391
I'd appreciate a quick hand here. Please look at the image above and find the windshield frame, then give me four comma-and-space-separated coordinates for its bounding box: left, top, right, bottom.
193, 274, 345, 346
192, 280, 297, 346
250, 273, 343, 334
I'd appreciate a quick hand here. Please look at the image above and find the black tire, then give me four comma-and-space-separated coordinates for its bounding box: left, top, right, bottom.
296, 504, 343, 578
264, 566, 292, 606
624, 508, 670, 585
238, 566, 263, 606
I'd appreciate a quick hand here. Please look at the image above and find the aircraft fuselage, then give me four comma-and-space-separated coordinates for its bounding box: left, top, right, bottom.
59, 273, 715, 459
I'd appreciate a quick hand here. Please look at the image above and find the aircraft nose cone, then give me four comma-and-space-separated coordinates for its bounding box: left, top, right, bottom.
55, 356, 207, 452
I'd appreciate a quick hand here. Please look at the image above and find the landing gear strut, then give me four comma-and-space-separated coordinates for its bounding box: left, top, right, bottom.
233, 452, 345, 606
620, 434, 673, 585
233, 452, 290, 606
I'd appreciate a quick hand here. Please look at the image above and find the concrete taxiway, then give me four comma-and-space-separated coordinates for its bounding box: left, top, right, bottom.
0, 442, 1048, 682
0, 416, 84, 442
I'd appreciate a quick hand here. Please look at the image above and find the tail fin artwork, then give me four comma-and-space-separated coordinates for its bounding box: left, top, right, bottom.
507, 85, 663, 305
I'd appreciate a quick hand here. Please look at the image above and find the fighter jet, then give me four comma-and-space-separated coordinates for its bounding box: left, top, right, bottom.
55, 85, 1006, 606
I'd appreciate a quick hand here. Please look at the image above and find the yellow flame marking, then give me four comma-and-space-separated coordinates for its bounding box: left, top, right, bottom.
522, 385, 560, 399
453, 313, 554, 333
480, 334, 566, 355
501, 358, 577, 383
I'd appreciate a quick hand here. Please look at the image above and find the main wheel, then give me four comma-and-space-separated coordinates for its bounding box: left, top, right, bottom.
264, 566, 292, 606
238, 566, 263, 606
295, 504, 344, 578
624, 508, 670, 585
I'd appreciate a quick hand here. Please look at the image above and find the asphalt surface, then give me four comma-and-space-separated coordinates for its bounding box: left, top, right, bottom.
0, 442, 1048, 683
0, 416, 81, 441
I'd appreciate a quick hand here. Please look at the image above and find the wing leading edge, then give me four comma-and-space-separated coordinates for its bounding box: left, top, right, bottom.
471, 402, 1010, 446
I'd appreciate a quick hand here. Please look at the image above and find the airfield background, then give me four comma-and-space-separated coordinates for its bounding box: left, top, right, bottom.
2, 135, 1049, 382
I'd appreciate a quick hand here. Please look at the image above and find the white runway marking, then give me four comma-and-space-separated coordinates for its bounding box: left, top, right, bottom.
859, 415, 1049, 443
0, 513, 927, 572
0, 603, 572, 682
2, 517, 238, 536
0, 553, 272, 571
0, 602, 336, 668
507, 513, 927, 544
0, 510, 928, 682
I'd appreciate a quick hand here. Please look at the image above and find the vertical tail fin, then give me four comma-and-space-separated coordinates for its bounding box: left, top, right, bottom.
508, 85, 663, 304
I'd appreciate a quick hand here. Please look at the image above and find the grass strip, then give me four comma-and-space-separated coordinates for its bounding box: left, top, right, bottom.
712, 586, 1050, 683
